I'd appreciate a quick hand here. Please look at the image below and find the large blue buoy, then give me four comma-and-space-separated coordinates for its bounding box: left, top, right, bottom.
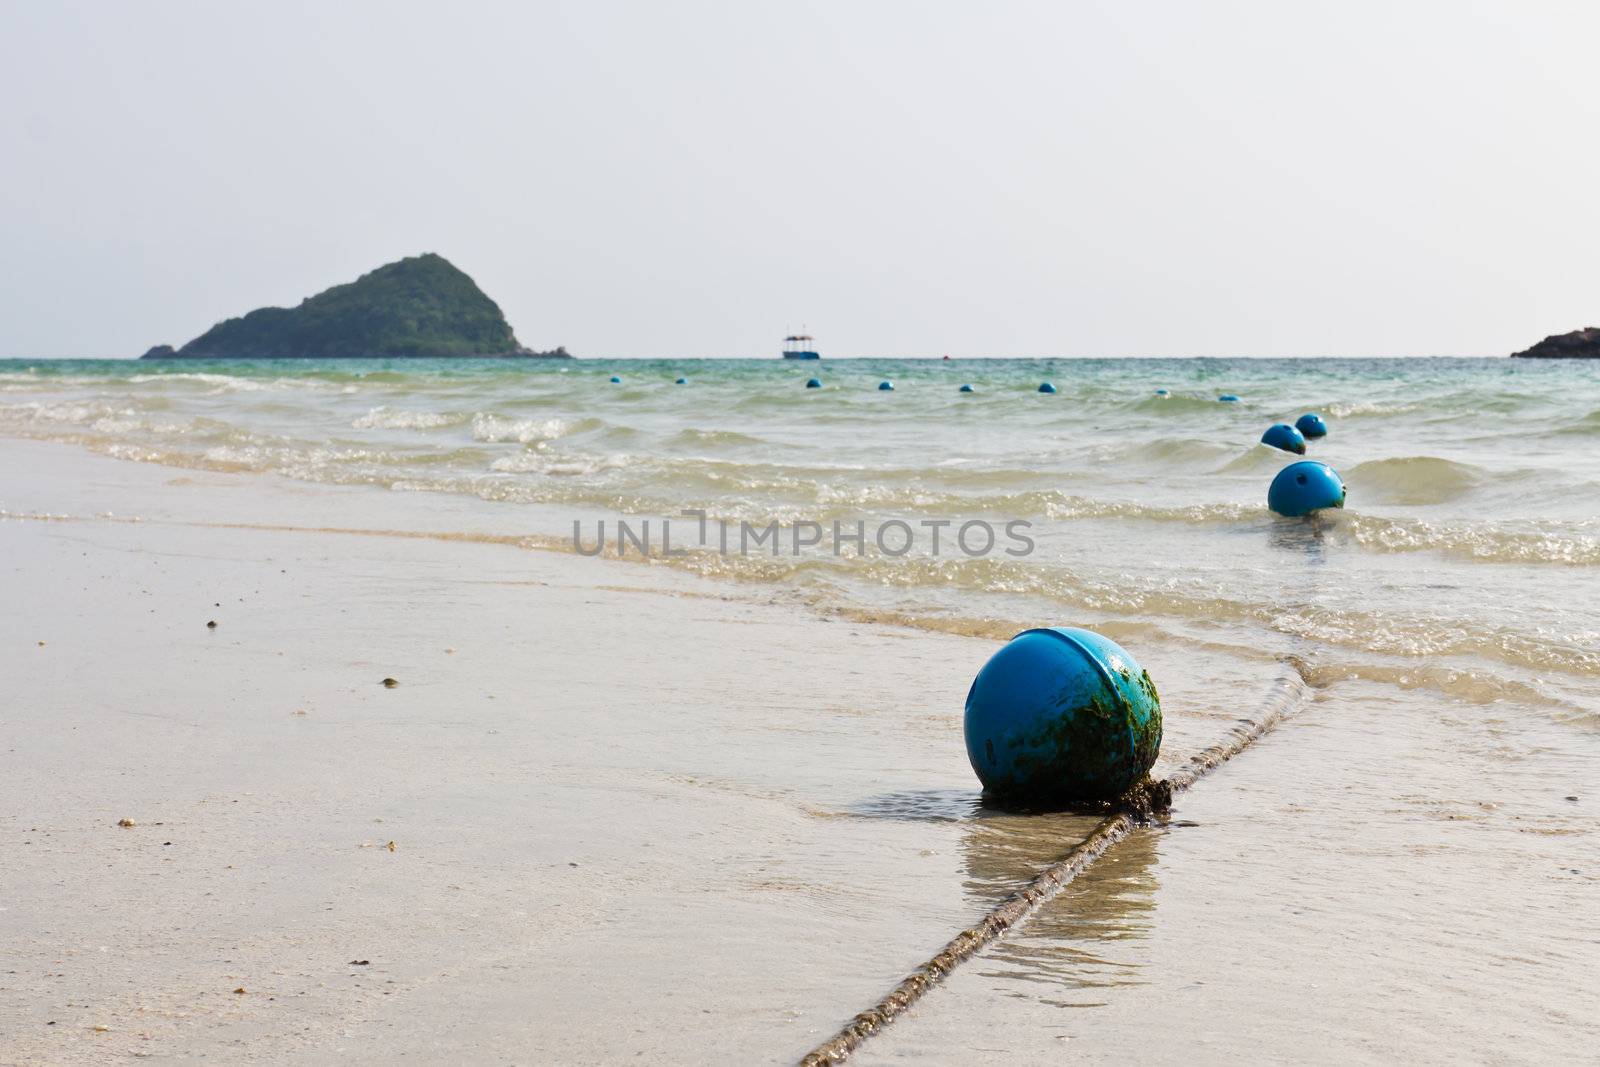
1219, 394, 1240, 403
1268, 460, 1346, 516
609, 376, 621, 383
878, 380, 894, 391
964, 628, 1162, 804
1295, 412, 1328, 439
959, 384, 974, 393
1038, 382, 1057, 394
806, 377, 822, 389
1260, 423, 1307, 454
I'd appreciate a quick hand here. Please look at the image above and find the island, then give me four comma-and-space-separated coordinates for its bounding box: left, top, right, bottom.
1510, 327, 1600, 359
140, 253, 570, 359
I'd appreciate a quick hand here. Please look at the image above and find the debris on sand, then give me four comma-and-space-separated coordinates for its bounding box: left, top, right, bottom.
385, 840, 396, 852
350, 959, 370, 966
116, 818, 136, 828
381, 677, 398, 688
233, 987, 246, 995
206, 620, 217, 629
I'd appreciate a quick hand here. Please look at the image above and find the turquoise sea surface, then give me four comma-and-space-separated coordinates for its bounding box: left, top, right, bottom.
3, 355, 1598, 719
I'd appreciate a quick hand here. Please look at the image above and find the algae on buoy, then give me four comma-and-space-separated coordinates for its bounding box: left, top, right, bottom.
964, 628, 1162, 804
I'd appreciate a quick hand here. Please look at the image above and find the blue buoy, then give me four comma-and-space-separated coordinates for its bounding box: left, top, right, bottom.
1155, 388, 1169, 396
965, 628, 1162, 803
1268, 460, 1347, 517
1260, 423, 1307, 455
1038, 381, 1057, 394
805, 377, 822, 389
1219, 394, 1240, 403
675, 377, 688, 385
1295, 412, 1328, 439
959, 384, 974, 393
609, 376, 621, 383
878, 380, 894, 391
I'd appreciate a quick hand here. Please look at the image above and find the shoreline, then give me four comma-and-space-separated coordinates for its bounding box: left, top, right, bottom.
2, 439, 1594, 1064
0, 439, 1257, 1063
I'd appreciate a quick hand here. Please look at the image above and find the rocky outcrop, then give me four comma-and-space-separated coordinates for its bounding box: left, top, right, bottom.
140, 254, 569, 359
1511, 327, 1600, 359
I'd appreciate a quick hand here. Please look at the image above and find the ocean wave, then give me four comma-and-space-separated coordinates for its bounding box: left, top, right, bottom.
352, 406, 465, 430
1132, 394, 1231, 414
1332, 513, 1600, 565
1557, 409, 1600, 435
1217, 445, 1303, 474
3, 400, 113, 424
543, 543, 1600, 682
127, 371, 356, 394
1323, 400, 1421, 418
488, 450, 634, 476
1091, 437, 1237, 467
470, 413, 579, 443
668, 427, 768, 450
127, 372, 273, 392
1344, 456, 1487, 504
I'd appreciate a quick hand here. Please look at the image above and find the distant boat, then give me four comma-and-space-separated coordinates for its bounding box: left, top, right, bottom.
782, 333, 820, 360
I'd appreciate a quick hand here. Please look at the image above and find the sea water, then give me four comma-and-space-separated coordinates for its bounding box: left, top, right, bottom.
3, 356, 1596, 719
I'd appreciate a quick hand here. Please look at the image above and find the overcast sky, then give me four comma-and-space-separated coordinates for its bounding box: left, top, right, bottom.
3, 1, 1598, 358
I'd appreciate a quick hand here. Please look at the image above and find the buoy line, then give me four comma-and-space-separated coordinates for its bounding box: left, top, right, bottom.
797, 669, 1312, 1066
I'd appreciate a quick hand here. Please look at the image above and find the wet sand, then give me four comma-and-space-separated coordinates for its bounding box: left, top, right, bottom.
2, 439, 1595, 1064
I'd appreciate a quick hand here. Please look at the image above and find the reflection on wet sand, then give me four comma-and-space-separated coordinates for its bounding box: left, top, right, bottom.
961, 816, 1160, 1003
846, 788, 1162, 1003
966, 825, 1158, 1004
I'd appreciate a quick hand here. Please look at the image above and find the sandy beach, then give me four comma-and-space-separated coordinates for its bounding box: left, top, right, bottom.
9, 6, 1600, 1060
3, 437, 1594, 1065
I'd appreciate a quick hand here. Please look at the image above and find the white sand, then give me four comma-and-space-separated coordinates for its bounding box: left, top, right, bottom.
7, 439, 1591, 1065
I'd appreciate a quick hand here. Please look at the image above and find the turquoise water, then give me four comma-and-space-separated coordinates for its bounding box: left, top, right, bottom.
3, 356, 1598, 719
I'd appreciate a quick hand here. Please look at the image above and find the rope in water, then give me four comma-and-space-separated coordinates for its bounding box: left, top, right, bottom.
797, 670, 1312, 1066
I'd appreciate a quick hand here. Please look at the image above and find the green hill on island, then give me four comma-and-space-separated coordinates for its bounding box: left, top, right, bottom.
141, 253, 569, 359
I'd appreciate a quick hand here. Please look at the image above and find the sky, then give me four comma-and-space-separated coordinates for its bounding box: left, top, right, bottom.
3, 0, 1599, 359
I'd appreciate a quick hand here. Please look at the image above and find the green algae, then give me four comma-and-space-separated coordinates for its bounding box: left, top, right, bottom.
987, 668, 1162, 804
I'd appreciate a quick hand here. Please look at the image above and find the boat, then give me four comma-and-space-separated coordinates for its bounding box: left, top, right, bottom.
782, 333, 820, 360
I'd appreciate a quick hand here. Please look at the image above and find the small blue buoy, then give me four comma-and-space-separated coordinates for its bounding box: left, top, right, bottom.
1268, 460, 1347, 517
1219, 394, 1240, 403
1038, 382, 1057, 394
965, 628, 1162, 803
959, 384, 974, 393
806, 377, 822, 389
1260, 423, 1306, 455
675, 377, 688, 385
609, 376, 621, 384
878, 380, 894, 391
1295, 412, 1328, 439
1155, 389, 1169, 396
